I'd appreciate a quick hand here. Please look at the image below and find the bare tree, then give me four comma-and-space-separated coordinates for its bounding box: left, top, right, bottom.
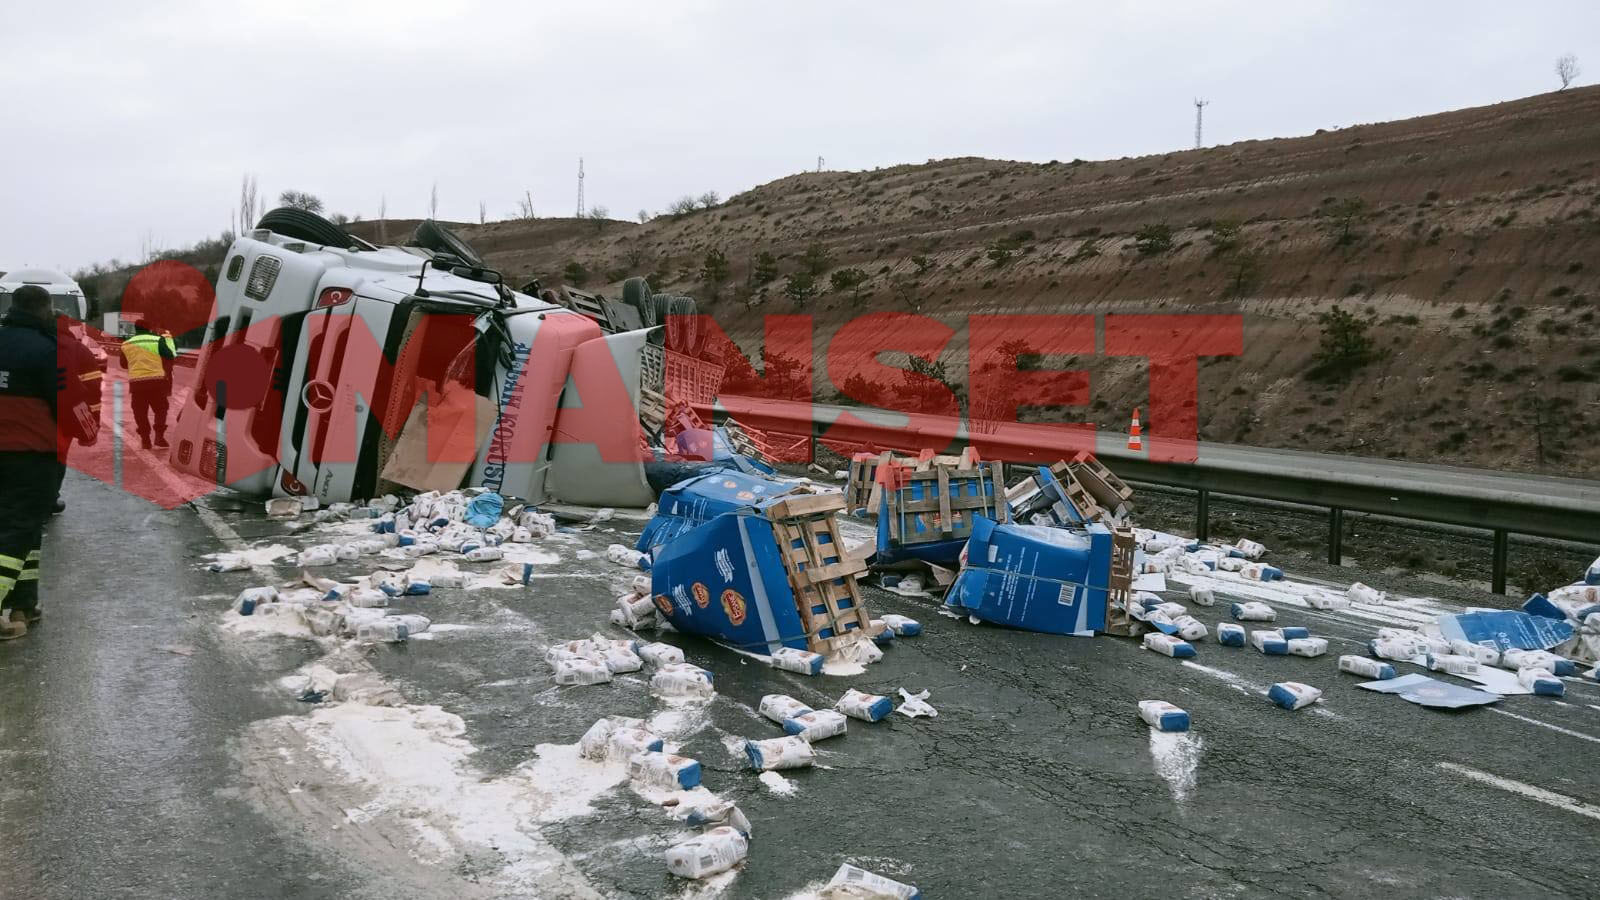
697, 191, 721, 209
517, 190, 536, 220
1556, 53, 1581, 90
429, 182, 438, 219
637, 209, 650, 223
278, 190, 323, 213
237, 174, 260, 234
378, 195, 388, 243
479, 200, 487, 225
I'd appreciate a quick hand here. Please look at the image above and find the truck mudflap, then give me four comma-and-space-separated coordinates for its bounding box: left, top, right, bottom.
545, 326, 656, 507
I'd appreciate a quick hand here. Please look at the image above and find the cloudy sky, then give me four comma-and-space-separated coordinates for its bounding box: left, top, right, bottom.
2, 0, 1595, 273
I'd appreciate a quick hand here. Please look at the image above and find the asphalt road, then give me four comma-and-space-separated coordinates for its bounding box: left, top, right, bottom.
4, 471, 1600, 898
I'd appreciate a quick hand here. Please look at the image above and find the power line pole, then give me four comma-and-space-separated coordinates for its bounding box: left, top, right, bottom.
1193, 98, 1210, 149
576, 157, 585, 218
817, 156, 824, 173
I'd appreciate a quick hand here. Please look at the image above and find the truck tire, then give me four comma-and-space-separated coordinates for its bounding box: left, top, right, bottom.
668, 295, 700, 352
411, 220, 485, 267
256, 208, 353, 248
622, 277, 655, 327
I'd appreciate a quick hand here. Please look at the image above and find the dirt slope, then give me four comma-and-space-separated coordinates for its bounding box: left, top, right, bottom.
432, 87, 1600, 476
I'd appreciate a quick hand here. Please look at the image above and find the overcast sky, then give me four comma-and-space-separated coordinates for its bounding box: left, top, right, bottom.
2, 0, 1596, 274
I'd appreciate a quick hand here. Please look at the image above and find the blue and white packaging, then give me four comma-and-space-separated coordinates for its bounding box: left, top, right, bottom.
637, 470, 804, 554
233, 587, 277, 616
835, 688, 893, 722
637, 642, 685, 667
1279, 626, 1310, 640
759, 694, 813, 724
783, 709, 848, 742
771, 647, 824, 676
664, 827, 748, 880
651, 662, 715, 698
1286, 637, 1328, 658
1447, 639, 1501, 666
1587, 555, 1600, 586
1231, 601, 1276, 622
1190, 587, 1216, 607
1138, 700, 1190, 732
1251, 629, 1289, 655
1517, 667, 1565, 697
1172, 615, 1209, 642
944, 517, 1113, 636
1218, 622, 1246, 646
744, 735, 817, 771
1306, 590, 1351, 610
880, 614, 923, 636
1425, 653, 1480, 676
1339, 655, 1396, 679
1143, 633, 1196, 658
1240, 563, 1284, 582
1268, 681, 1322, 710
627, 751, 702, 790
1501, 648, 1578, 677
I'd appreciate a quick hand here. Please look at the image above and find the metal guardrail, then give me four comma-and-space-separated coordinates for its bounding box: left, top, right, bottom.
696, 397, 1600, 594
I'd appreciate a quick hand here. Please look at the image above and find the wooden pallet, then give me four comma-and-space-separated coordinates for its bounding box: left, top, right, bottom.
882, 459, 1008, 547
721, 417, 773, 464
638, 386, 666, 437
764, 493, 876, 654
1067, 458, 1134, 520
1102, 524, 1140, 636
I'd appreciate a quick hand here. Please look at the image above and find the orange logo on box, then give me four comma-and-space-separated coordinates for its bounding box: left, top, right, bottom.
654, 594, 673, 616
721, 589, 747, 626
692, 582, 711, 608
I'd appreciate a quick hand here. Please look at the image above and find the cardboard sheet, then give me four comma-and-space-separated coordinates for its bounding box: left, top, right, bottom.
1357, 673, 1502, 709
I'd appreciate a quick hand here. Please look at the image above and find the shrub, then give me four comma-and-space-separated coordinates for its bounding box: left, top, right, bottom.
1133, 223, 1174, 255
1306, 307, 1376, 382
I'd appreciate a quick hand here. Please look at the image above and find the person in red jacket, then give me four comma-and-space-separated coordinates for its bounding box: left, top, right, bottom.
0, 285, 100, 639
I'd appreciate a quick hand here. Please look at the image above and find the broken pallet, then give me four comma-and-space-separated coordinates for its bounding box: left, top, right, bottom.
764, 493, 877, 655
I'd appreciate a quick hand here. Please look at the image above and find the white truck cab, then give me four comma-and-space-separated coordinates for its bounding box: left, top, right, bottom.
0, 268, 108, 370
169, 211, 664, 507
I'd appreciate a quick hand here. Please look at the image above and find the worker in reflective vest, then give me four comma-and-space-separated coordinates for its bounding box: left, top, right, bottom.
120, 323, 176, 450
0, 286, 101, 639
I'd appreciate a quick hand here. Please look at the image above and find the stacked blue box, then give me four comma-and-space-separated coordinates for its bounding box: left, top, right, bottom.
1009, 464, 1090, 526
875, 460, 1008, 567
943, 516, 1112, 635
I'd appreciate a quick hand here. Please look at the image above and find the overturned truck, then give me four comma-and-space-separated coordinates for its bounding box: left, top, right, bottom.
168, 209, 712, 507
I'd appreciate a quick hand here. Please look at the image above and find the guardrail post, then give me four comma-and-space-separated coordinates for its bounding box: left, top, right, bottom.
1195, 489, 1209, 542
1491, 529, 1509, 595
1328, 507, 1344, 566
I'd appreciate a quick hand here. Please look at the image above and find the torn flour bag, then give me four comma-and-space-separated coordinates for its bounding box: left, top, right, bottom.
389, 614, 431, 635
1306, 590, 1351, 610
1138, 700, 1190, 733
1347, 582, 1385, 604
579, 717, 660, 760
1217, 623, 1246, 647
896, 687, 938, 718
835, 688, 893, 722
744, 735, 816, 771
783, 709, 848, 742
1268, 682, 1322, 710
759, 694, 813, 725
233, 587, 278, 616
1143, 633, 1197, 659
1339, 655, 1397, 680
824, 864, 921, 900
880, 614, 923, 636
628, 751, 703, 790
664, 826, 747, 880
1231, 601, 1276, 622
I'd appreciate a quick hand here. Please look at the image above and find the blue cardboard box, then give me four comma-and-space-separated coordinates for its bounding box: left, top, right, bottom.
876, 462, 1008, 567
638, 470, 803, 554
944, 516, 1111, 635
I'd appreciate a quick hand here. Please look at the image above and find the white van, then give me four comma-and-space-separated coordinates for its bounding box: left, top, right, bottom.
0, 268, 109, 370
168, 210, 662, 507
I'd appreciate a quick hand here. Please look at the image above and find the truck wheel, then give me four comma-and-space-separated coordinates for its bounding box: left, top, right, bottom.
256, 208, 353, 248
411, 220, 485, 267
668, 296, 700, 352
622, 277, 655, 327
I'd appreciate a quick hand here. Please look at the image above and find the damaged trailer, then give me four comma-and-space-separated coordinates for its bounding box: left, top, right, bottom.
168, 210, 697, 507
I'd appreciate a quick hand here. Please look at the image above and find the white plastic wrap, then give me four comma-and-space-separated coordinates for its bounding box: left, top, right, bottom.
896, 687, 938, 718
823, 864, 920, 899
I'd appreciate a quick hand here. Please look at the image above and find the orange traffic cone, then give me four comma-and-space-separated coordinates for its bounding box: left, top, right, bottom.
1128, 408, 1143, 451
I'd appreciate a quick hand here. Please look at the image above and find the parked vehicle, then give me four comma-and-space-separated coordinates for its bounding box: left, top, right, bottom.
167, 209, 668, 506
0, 268, 109, 371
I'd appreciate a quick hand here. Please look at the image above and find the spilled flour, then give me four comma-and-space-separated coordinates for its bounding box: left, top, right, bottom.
758, 771, 798, 796
1148, 730, 1204, 804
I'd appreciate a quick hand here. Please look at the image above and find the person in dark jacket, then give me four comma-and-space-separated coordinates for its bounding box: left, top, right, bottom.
0, 285, 100, 639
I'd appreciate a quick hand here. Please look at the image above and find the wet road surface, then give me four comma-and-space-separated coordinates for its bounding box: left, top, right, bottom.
5, 470, 1600, 898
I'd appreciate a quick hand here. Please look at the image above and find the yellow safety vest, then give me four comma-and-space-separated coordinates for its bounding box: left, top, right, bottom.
122, 333, 167, 381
